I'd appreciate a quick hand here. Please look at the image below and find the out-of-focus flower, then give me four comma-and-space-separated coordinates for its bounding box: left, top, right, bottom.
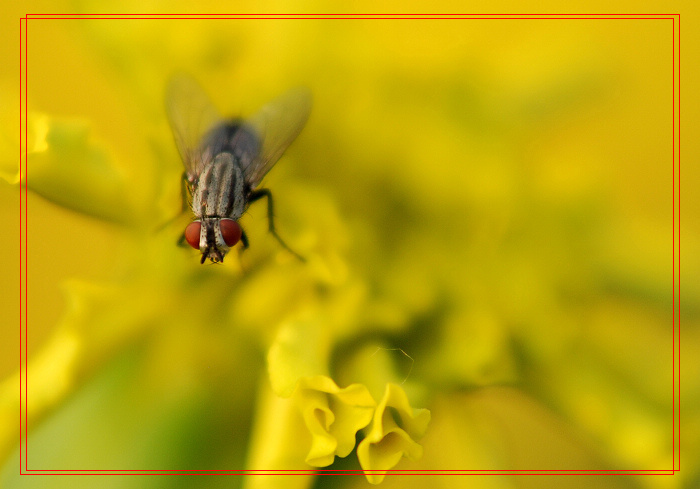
23, 116, 138, 224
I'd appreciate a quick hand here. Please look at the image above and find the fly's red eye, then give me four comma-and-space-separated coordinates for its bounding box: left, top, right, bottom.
184, 221, 201, 249
220, 219, 242, 247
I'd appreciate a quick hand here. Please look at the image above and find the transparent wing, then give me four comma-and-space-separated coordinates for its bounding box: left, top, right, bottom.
242, 87, 312, 188
165, 74, 222, 177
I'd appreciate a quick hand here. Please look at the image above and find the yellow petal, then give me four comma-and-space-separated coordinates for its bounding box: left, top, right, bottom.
293, 375, 375, 467
25, 117, 136, 224
357, 383, 431, 484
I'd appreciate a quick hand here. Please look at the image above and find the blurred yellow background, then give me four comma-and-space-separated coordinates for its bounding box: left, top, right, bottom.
0, 2, 697, 489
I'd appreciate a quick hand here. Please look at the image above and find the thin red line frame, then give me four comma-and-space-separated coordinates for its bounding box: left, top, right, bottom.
18, 12, 681, 478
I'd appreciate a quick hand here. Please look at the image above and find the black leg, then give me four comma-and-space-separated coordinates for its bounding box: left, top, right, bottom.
248, 188, 305, 262
236, 228, 249, 265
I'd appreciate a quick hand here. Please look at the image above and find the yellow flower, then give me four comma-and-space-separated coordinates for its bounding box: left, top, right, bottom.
357, 383, 431, 484
293, 375, 375, 467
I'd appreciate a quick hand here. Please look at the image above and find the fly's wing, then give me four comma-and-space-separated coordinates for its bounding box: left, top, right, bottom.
241, 87, 312, 189
165, 74, 222, 178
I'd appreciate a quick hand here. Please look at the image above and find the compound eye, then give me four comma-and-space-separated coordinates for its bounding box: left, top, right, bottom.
184, 221, 202, 249
220, 219, 242, 247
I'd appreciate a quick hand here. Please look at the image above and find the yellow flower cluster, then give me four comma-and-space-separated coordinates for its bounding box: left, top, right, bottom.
263, 313, 430, 483
291, 377, 430, 484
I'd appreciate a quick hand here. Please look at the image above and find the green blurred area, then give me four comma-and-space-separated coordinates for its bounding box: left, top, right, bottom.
1, 3, 697, 489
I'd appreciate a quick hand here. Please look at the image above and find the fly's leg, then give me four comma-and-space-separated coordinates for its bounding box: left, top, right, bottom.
236, 229, 249, 261
235, 228, 251, 271
248, 188, 305, 262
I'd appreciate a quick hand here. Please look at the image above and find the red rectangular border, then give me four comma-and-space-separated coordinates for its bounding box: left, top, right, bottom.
18, 13, 681, 477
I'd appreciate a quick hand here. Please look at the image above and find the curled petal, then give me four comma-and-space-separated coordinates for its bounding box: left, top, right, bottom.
357, 383, 431, 484
293, 376, 375, 467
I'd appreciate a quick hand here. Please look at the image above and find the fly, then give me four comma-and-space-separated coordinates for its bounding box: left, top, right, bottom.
166, 75, 311, 263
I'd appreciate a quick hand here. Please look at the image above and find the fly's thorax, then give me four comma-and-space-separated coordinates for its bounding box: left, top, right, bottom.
190, 152, 247, 220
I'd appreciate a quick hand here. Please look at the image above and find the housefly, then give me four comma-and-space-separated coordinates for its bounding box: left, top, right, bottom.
166, 75, 311, 263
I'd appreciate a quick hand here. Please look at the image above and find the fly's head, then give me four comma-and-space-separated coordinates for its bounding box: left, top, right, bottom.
184, 218, 242, 264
